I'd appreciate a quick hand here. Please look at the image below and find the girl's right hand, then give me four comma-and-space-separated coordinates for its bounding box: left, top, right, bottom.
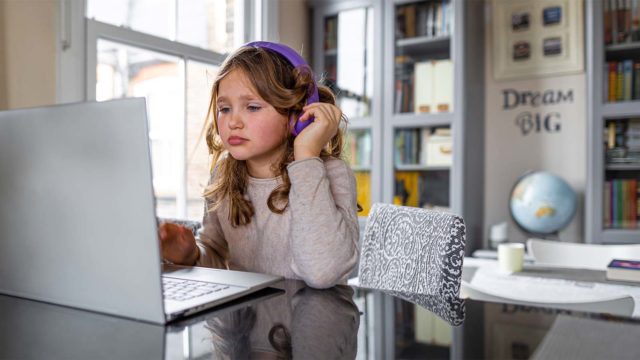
159, 223, 199, 265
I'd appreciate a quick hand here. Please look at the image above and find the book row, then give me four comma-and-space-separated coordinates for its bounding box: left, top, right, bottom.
393, 170, 450, 209
605, 60, 640, 102
324, 16, 338, 51
603, 178, 640, 229
606, 118, 640, 149
395, 57, 453, 114
605, 118, 640, 164
394, 128, 452, 167
345, 130, 372, 168
396, 0, 452, 39
603, 0, 640, 45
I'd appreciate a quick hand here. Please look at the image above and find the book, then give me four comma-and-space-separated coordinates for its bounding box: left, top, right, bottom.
395, 171, 420, 207
637, 181, 640, 226
414, 61, 435, 113
608, 61, 617, 102
634, 62, 640, 100
357, 131, 372, 167
617, 0, 628, 43
433, 59, 453, 112
396, 6, 407, 39
608, 121, 616, 149
604, 181, 611, 228
606, 259, 640, 283
633, 0, 640, 40
416, 3, 428, 37
605, 0, 613, 44
617, 61, 625, 101
612, 0, 619, 43
623, 60, 633, 101
354, 171, 371, 216
405, 4, 416, 38
633, 0, 640, 41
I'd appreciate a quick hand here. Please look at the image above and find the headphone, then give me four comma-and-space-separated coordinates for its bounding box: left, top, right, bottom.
245, 41, 319, 136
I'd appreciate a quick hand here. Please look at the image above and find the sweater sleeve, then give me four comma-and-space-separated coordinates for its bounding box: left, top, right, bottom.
286, 157, 360, 289
195, 174, 229, 269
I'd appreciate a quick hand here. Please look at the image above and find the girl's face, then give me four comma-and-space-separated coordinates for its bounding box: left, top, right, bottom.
216, 69, 289, 174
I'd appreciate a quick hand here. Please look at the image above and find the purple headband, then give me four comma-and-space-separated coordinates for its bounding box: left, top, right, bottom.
245, 41, 320, 136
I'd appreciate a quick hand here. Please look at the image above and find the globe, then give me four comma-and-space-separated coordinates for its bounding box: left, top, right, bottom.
509, 171, 577, 236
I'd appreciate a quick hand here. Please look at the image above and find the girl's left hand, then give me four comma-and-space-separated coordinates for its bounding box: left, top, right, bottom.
293, 103, 342, 161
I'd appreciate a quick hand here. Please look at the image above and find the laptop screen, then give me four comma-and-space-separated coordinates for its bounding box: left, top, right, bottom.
0, 99, 165, 323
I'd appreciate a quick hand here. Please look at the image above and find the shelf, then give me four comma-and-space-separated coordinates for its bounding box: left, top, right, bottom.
606, 163, 640, 171
325, 48, 338, 56
604, 42, 640, 61
395, 164, 450, 171
390, 112, 453, 128
351, 166, 372, 172
605, 42, 640, 52
396, 35, 450, 57
601, 102, 640, 117
348, 117, 373, 129
600, 229, 640, 244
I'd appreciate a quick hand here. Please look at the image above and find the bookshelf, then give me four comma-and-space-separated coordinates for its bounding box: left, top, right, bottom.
383, 1, 484, 359
383, 0, 484, 246
312, 0, 483, 358
312, 0, 382, 218
587, 0, 640, 244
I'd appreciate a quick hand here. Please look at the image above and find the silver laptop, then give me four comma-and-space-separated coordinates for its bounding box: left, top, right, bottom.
0, 98, 282, 324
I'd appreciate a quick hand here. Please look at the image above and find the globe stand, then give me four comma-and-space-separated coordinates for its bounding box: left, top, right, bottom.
521, 229, 560, 241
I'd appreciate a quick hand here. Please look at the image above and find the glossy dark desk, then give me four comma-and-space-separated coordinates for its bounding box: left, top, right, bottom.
1, 279, 640, 360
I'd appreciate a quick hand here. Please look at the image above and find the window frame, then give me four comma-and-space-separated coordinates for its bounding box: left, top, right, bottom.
83, 1, 249, 219
56, 0, 279, 219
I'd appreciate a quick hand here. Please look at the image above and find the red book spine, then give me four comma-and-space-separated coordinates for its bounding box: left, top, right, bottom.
605, 0, 613, 44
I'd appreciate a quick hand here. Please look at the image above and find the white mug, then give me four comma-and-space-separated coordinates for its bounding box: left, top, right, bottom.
498, 243, 525, 273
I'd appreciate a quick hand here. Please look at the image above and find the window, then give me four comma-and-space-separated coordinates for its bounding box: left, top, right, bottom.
86, 0, 247, 220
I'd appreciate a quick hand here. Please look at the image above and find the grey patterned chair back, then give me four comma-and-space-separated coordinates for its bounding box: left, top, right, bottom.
358, 203, 466, 325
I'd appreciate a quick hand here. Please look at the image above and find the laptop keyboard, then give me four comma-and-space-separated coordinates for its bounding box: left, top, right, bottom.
162, 277, 230, 302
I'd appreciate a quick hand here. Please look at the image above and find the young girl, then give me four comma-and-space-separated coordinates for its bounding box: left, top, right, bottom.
159, 42, 359, 289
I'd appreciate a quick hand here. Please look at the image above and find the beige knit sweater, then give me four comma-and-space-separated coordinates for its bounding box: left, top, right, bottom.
195, 157, 360, 289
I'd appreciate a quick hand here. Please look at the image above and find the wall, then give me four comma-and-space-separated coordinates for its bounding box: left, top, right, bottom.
483, 1, 586, 245
278, 0, 310, 60
1, 0, 57, 110
0, 1, 6, 109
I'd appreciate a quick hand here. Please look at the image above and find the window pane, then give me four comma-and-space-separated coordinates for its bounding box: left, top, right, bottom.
87, 0, 239, 54
97, 39, 185, 219
186, 61, 219, 221
87, 0, 174, 40
177, 0, 237, 54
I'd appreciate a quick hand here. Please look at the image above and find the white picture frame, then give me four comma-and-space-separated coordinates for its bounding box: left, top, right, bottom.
492, 0, 584, 80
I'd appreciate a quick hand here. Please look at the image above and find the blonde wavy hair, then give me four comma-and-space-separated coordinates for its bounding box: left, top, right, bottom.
203, 45, 346, 227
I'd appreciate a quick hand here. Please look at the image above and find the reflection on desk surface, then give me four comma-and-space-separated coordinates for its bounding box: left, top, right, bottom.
4, 274, 640, 360
462, 258, 640, 318
0, 281, 360, 360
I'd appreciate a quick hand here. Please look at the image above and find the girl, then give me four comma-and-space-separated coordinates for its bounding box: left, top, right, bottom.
159, 42, 359, 289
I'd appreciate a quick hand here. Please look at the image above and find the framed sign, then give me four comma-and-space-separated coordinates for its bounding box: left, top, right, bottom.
492, 0, 584, 80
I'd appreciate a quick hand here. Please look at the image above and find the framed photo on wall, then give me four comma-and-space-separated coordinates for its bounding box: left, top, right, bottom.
492, 0, 584, 80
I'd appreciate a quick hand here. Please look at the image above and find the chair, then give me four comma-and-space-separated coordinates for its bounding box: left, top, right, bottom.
357, 203, 467, 325
527, 238, 640, 270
